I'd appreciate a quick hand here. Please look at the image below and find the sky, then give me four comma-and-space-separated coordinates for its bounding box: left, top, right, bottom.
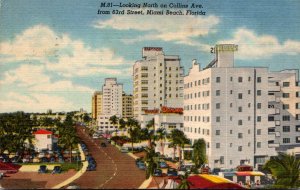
0, 0, 299, 113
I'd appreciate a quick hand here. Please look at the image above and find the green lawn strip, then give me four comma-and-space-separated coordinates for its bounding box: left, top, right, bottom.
19, 162, 83, 172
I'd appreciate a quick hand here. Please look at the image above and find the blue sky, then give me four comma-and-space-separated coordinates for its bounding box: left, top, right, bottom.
0, 0, 299, 113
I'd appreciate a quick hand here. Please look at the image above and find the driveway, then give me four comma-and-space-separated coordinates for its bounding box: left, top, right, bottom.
73, 127, 146, 189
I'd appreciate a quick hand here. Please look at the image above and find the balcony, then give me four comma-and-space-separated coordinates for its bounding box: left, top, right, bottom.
268, 143, 280, 148
268, 82, 281, 92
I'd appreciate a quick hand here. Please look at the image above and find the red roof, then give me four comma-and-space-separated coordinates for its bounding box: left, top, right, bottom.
33, 129, 53, 135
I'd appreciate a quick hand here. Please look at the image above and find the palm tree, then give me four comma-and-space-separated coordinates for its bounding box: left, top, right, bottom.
178, 172, 193, 189
59, 127, 79, 162
109, 115, 119, 126
263, 152, 300, 188
156, 128, 166, 156
126, 118, 140, 152
192, 139, 206, 168
144, 146, 158, 179
169, 129, 190, 164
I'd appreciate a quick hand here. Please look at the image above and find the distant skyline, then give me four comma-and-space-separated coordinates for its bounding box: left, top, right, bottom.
0, 0, 299, 113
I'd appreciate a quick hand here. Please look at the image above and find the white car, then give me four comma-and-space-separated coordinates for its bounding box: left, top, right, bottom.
92, 134, 99, 139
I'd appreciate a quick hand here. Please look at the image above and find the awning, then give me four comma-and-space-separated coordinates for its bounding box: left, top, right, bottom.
0, 161, 21, 174
235, 171, 265, 176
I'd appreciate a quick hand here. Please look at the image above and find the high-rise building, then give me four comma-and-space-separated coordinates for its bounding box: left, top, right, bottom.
102, 78, 123, 116
97, 78, 123, 133
92, 91, 102, 120
184, 44, 300, 169
122, 92, 133, 118
133, 47, 184, 120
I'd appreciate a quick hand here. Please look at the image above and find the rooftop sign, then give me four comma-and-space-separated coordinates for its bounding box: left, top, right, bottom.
215, 44, 238, 52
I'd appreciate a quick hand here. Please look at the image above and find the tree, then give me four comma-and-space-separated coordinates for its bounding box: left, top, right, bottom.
58, 127, 79, 162
83, 113, 91, 123
169, 129, 190, 164
263, 152, 300, 188
192, 139, 206, 168
178, 172, 193, 189
126, 118, 140, 152
109, 115, 119, 126
156, 128, 166, 155
144, 146, 158, 179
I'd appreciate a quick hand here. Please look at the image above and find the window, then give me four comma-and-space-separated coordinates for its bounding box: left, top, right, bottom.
248, 129, 251, 134
283, 138, 290, 144
230, 77, 233, 81
297, 114, 300, 120
230, 90, 233, 94
238, 77, 243, 83
248, 103, 251, 108
257, 90, 262, 96
283, 104, 290, 109
238, 133, 243, 138
47, 135, 51, 139
257, 115, 262, 122
238, 146, 243, 151
216, 116, 220, 122
296, 103, 300, 109
216, 90, 220, 96
216, 143, 220, 148
230, 143, 233, 147
296, 92, 300, 97
296, 125, 300, 132
238, 93, 243, 99
282, 93, 290, 98
283, 82, 290, 87
248, 77, 251, 81
216, 77, 221, 83
282, 115, 290, 121
296, 137, 300, 143
257, 77, 261, 83
216, 130, 220, 135
283, 126, 290, 132
230, 130, 233, 134
230, 103, 233, 108
238, 107, 242, 112
238, 120, 243, 125
248, 90, 251, 94
257, 129, 261, 135
268, 116, 274, 121
257, 103, 261, 109
257, 142, 261, 148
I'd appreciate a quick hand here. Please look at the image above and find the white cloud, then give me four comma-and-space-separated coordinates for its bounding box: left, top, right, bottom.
218, 28, 300, 59
0, 25, 130, 77
94, 14, 219, 45
0, 92, 74, 113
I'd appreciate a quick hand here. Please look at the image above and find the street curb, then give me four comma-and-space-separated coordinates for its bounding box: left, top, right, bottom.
51, 144, 87, 189
138, 176, 152, 189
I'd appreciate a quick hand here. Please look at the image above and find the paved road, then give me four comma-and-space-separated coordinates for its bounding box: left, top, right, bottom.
73, 127, 146, 189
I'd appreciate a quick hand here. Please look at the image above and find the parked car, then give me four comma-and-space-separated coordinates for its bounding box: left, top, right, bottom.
158, 161, 168, 168
87, 164, 96, 171
100, 142, 106, 147
153, 168, 163, 177
52, 166, 62, 174
167, 168, 178, 176
49, 156, 56, 163
38, 165, 47, 173
40, 157, 49, 163
137, 162, 146, 170
11, 156, 22, 163
120, 147, 129, 153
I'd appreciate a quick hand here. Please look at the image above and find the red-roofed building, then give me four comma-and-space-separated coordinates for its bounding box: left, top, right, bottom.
33, 129, 53, 151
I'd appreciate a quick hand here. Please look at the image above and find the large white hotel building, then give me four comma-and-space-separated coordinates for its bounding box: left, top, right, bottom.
184, 44, 300, 169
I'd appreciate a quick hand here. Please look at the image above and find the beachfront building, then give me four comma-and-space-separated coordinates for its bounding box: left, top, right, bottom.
92, 91, 103, 120
184, 44, 300, 170
133, 47, 184, 121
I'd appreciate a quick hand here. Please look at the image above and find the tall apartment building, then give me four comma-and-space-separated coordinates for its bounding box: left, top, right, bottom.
102, 78, 123, 116
122, 93, 133, 118
97, 78, 123, 132
133, 47, 184, 120
184, 44, 300, 170
92, 91, 102, 120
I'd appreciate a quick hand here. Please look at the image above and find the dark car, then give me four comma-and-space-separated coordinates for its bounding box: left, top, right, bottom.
137, 162, 146, 170
11, 156, 22, 163
38, 165, 47, 173
49, 156, 56, 163
100, 142, 106, 147
87, 163, 96, 171
167, 168, 178, 176
153, 168, 163, 177
158, 161, 168, 168
52, 166, 62, 174
40, 157, 49, 163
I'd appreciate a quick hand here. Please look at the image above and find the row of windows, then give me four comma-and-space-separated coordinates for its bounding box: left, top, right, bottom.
282, 125, 300, 132
184, 76, 263, 89
283, 137, 300, 143
184, 102, 265, 111
216, 142, 263, 149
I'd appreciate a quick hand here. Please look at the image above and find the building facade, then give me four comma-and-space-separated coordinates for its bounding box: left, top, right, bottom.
184, 44, 300, 170
97, 78, 123, 133
92, 91, 102, 120
133, 47, 184, 120
122, 93, 133, 118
